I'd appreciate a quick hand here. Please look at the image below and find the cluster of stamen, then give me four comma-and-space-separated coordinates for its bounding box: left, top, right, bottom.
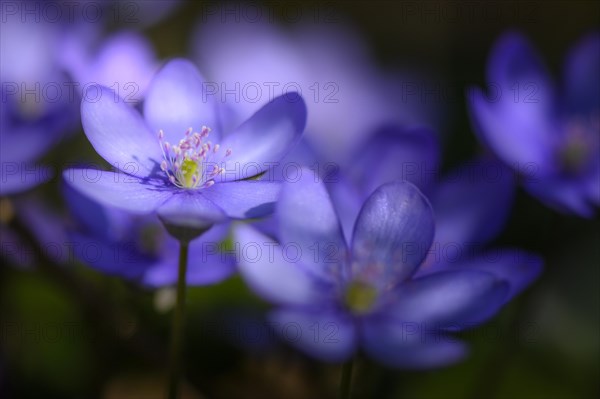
158, 126, 232, 189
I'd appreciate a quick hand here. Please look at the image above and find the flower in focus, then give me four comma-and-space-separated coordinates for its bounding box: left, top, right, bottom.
63, 58, 307, 233
0, 8, 78, 195
234, 170, 540, 368
468, 31, 600, 217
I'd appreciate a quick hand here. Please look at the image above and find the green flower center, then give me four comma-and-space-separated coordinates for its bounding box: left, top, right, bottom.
180, 157, 199, 188
344, 280, 378, 314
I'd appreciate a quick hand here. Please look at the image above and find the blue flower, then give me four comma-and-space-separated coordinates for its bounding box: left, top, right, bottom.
468, 31, 600, 217
0, 8, 78, 195
61, 29, 159, 103
329, 124, 541, 300
234, 169, 541, 368
62, 183, 235, 287
63, 58, 307, 231
191, 10, 433, 164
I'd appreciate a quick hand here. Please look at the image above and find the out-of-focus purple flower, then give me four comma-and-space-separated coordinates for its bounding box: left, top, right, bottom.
63, 58, 306, 232
326, 125, 540, 298
2, 183, 235, 286
469, 31, 600, 217
192, 11, 434, 164
60, 29, 159, 102
331, 125, 441, 238
0, 7, 78, 195
62, 183, 235, 287
330, 125, 514, 243
234, 170, 540, 368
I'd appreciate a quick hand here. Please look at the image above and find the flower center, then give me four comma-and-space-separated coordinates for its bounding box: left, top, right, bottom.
344, 280, 378, 315
557, 116, 599, 175
158, 126, 231, 189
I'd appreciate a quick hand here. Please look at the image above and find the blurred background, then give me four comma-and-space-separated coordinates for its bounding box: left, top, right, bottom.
1, 1, 599, 398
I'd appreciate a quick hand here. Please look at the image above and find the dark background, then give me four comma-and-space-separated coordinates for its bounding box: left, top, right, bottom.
1, 1, 599, 398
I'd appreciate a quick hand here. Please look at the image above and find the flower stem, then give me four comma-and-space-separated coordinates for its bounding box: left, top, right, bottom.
167, 241, 189, 399
339, 358, 354, 399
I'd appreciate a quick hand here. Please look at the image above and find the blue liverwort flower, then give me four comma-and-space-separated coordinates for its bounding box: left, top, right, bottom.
61, 29, 159, 103
192, 10, 436, 165
0, 7, 78, 195
62, 182, 235, 287
327, 124, 541, 299
63, 59, 307, 233
234, 169, 541, 368
469, 31, 600, 217
329, 125, 515, 253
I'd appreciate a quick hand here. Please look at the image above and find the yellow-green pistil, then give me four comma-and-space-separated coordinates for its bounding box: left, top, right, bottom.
344, 280, 378, 314
158, 126, 232, 189
180, 157, 199, 188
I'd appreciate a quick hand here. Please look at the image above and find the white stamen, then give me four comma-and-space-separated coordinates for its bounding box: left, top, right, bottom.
158, 126, 225, 189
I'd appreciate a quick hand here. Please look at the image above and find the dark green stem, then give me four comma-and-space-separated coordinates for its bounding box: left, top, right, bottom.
167, 241, 189, 399
339, 358, 354, 399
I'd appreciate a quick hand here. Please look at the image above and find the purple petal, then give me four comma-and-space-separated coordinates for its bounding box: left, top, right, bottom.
351, 181, 434, 287
361, 319, 467, 369
233, 224, 328, 306
84, 31, 157, 101
277, 168, 348, 284
200, 181, 280, 219
217, 93, 307, 182
143, 247, 235, 288
69, 232, 150, 280
449, 249, 543, 303
327, 174, 365, 244
14, 197, 69, 264
346, 125, 441, 195
63, 169, 172, 214
469, 32, 558, 174
468, 87, 556, 175
191, 15, 307, 125
487, 31, 555, 108
586, 158, 600, 205
269, 308, 357, 362
262, 137, 319, 183
143, 58, 219, 144
564, 32, 600, 115
432, 158, 515, 251
0, 164, 53, 195
385, 270, 508, 329
0, 16, 61, 83
0, 126, 61, 164
81, 85, 163, 177
524, 174, 597, 217
156, 191, 227, 230
62, 181, 135, 243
